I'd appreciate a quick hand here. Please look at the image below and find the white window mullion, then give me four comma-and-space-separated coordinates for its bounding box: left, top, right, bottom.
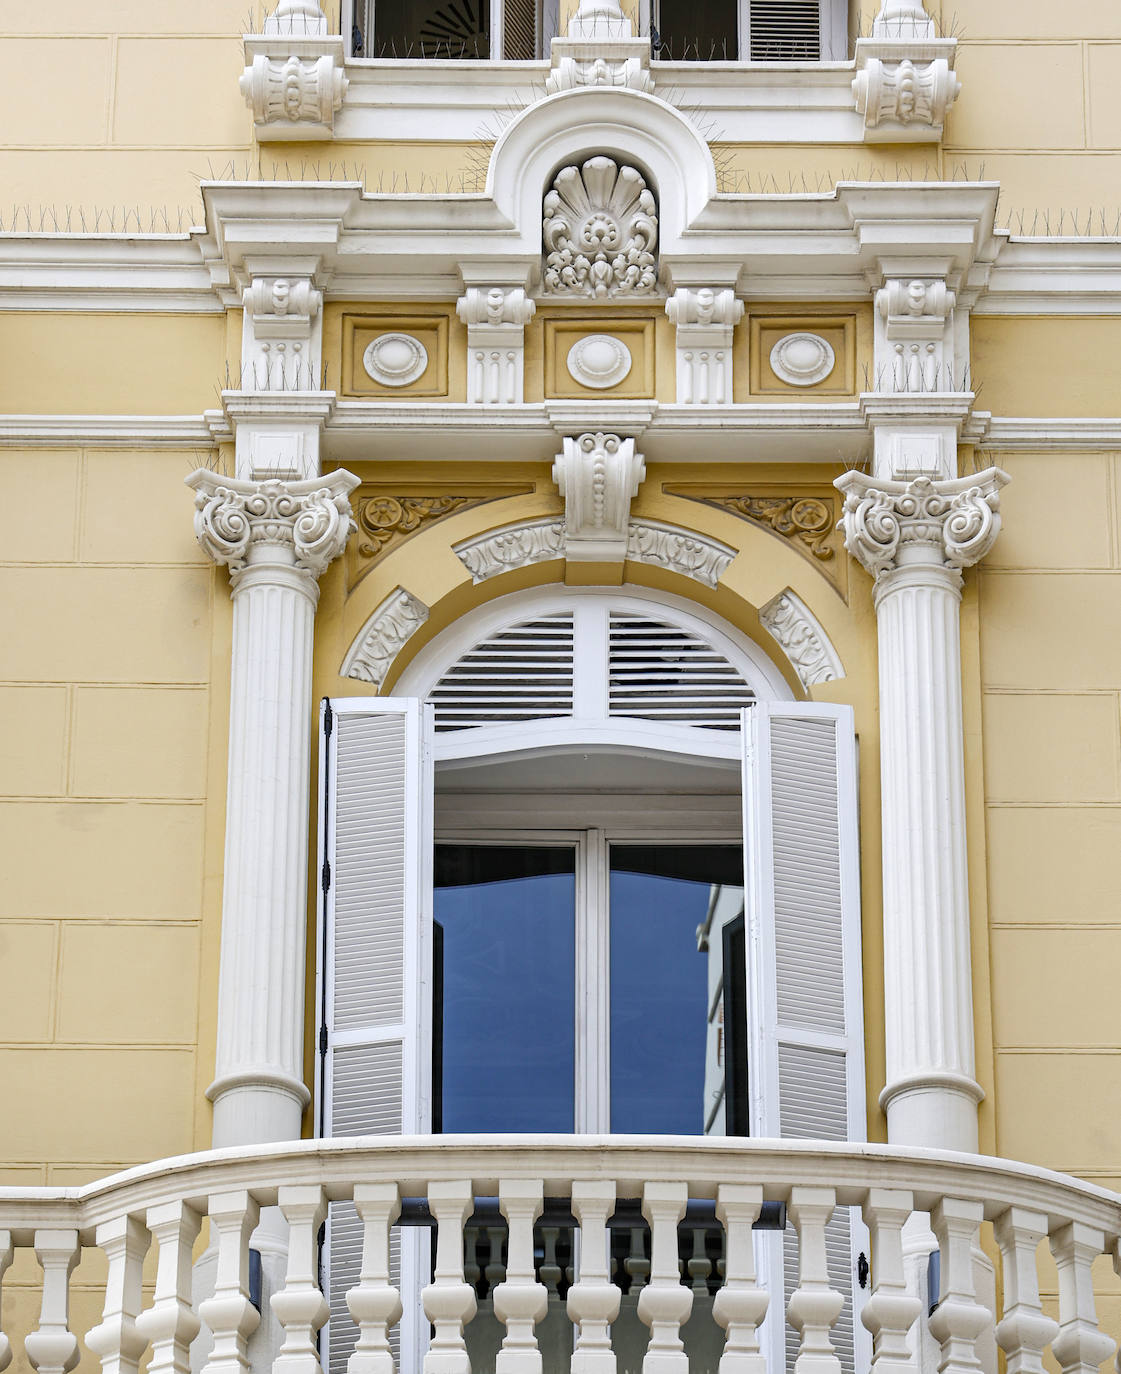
576, 828, 611, 1133
573, 601, 611, 722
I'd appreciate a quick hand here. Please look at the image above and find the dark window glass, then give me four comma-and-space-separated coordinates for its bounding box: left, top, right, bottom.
609, 845, 745, 1134
655, 0, 739, 60
370, 0, 491, 58
434, 844, 575, 1132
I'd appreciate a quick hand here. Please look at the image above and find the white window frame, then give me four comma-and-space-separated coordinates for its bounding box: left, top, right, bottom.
644, 0, 848, 62
347, 0, 556, 60
434, 822, 745, 1133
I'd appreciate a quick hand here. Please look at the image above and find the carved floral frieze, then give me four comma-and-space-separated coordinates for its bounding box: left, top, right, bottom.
346, 489, 534, 588
342, 587, 430, 687
543, 158, 658, 299
760, 590, 844, 690
455, 519, 566, 583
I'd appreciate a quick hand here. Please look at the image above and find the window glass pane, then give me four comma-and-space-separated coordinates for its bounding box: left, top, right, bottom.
609, 845, 745, 1135
655, 0, 738, 60
434, 844, 575, 1131
368, 0, 491, 58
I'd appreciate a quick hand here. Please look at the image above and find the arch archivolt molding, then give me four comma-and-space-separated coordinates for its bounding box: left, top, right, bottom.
331, 493, 856, 698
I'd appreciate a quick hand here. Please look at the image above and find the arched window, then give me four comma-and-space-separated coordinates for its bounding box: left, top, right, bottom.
318, 586, 867, 1374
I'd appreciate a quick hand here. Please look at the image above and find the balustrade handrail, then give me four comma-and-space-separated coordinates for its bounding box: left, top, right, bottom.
1, 1135, 1120, 1242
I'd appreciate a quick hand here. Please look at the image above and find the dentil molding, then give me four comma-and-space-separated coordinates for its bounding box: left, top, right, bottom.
342, 587, 431, 686
552, 432, 646, 562
241, 0, 347, 142
760, 589, 844, 689
543, 158, 658, 299
835, 470, 1009, 579
187, 470, 358, 578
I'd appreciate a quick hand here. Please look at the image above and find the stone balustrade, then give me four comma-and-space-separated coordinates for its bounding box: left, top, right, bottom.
1, 1136, 1119, 1374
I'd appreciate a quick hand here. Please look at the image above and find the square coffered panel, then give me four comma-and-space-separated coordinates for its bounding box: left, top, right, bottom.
749, 313, 857, 396
342, 313, 450, 398
544, 317, 656, 400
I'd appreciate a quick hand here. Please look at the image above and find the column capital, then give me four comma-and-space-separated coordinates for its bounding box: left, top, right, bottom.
187, 469, 359, 579
835, 468, 1008, 580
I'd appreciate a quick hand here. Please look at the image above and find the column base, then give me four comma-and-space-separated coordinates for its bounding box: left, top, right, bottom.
880, 1071, 984, 1152
208, 1071, 311, 1148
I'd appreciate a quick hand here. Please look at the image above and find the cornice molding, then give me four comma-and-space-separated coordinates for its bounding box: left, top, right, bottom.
0, 415, 217, 448
341, 587, 431, 686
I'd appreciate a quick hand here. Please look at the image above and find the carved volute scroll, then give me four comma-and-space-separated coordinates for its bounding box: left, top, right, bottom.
543, 157, 658, 298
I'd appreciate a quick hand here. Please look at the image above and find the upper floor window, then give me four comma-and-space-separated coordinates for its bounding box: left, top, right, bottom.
353, 0, 557, 59
651, 0, 847, 61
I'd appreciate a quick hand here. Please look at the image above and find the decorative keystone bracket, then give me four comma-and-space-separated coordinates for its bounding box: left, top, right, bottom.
836, 469, 1008, 580
552, 432, 646, 563
853, 40, 960, 141
456, 287, 537, 405
241, 276, 324, 393
874, 277, 958, 396
665, 288, 744, 406
546, 38, 654, 94
241, 1, 347, 142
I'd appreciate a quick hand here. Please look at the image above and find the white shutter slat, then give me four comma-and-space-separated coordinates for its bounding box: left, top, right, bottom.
319, 698, 433, 1374
748, 0, 823, 60
742, 702, 868, 1374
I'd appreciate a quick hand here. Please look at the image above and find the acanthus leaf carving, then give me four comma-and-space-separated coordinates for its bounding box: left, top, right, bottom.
625, 522, 735, 588
685, 495, 836, 561
854, 57, 960, 132
342, 588, 430, 687
543, 158, 658, 299
835, 470, 1008, 579
760, 590, 844, 690
546, 55, 654, 94
357, 496, 474, 557
454, 519, 566, 583
187, 470, 358, 579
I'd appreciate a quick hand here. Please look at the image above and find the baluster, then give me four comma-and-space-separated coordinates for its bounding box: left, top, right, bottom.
25, 1230, 80, 1374
464, 1227, 482, 1294
993, 1208, 1058, 1374
860, 1189, 921, 1374
928, 1198, 990, 1374
1050, 1222, 1115, 1374
86, 1215, 151, 1374
198, 1190, 261, 1374
540, 1228, 562, 1301
136, 1201, 203, 1374
0, 1229, 12, 1373
688, 1230, 711, 1296
625, 1227, 649, 1293
713, 1183, 767, 1374
272, 1185, 329, 1374
486, 1226, 508, 1295
422, 1181, 477, 1374
786, 1187, 843, 1374
348, 1183, 403, 1374
494, 1180, 547, 1374
568, 1181, 620, 1374
637, 1181, 692, 1374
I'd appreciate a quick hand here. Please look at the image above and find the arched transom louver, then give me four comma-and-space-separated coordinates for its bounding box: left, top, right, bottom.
427, 599, 756, 731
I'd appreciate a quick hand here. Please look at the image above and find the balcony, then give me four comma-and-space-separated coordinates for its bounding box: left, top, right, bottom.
1, 1137, 1118, 1374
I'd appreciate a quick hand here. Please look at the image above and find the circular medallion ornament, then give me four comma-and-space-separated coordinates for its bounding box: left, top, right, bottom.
566, 334, 633, 390
363, 333, 429, 387
769, 332, 836, 387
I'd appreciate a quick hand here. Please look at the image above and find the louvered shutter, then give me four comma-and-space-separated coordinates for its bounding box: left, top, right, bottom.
318, 697, 434, 1374
502, 0, 538, 58
747, 0, 823, 60
741, 702, 869, 1374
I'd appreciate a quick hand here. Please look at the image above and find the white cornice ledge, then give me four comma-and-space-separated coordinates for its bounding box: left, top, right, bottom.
0, 415, 216, 449
981, 418, 1121, 451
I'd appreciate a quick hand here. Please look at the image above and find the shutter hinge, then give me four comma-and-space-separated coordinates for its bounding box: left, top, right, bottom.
323, 698, 334, 738
319, 1024, 328, 1056
321, 858, 331, 893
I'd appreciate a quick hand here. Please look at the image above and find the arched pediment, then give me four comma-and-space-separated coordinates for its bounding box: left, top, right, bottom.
485, 87, 718, 252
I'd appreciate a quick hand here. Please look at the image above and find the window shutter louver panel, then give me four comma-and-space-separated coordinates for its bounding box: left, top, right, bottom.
742, 702, 868, 1374
319, 699, 433, 1374
502, 0, 538, 58
748, 0, 822, 60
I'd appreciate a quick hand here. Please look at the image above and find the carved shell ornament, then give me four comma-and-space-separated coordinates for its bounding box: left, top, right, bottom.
542, 157, 658, 298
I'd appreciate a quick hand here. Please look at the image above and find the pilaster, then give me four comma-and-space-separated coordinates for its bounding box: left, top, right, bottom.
188, 464, 358, 1147
455, 286, 536, 405
837, 467, 1008, 1151
665, 288, 744, 406
240, 0, 347, 142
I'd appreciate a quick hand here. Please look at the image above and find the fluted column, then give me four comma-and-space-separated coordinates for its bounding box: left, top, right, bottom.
836, 469, 1007, 1151
187, 469, 358, 1146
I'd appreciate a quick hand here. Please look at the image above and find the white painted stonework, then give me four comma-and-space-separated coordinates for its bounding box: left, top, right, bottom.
187, 467, 358, 1147
456, 287, 536, 405
769, 332, 836, 388
362, 334, 428, 387
552, 432, 646, 562
837, 467, 1008, 1152
240, 0, 346, 142
454, 519, 566, 583
240, 277, 323, 393
625, 522, 735, 588
342, 587, 431, 687
543, 158, 658, 299
566, 334, 633, 390
665, 288, 743, 405
760, 590, 844, 688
